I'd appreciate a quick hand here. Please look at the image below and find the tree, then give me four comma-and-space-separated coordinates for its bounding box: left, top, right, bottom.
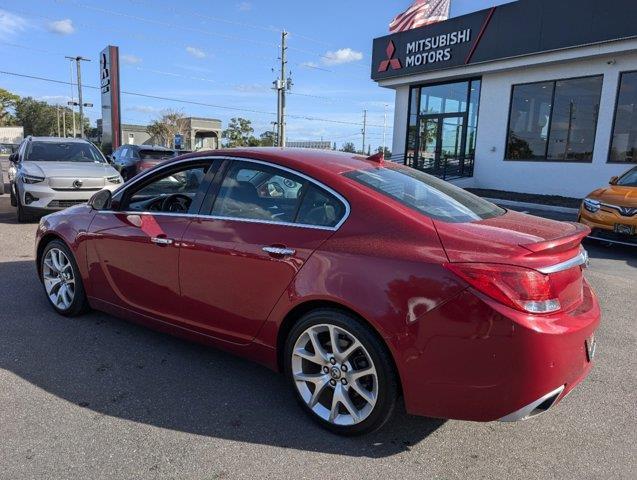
222, 117, 258, 147
0, 88, 20, 126
341, 142, 356, 153
147, 110, 188, 147
14, 97, 58, 136
259, 130, 277, 147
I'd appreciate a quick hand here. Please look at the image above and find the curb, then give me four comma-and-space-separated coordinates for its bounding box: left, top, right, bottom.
484, 198, 579, 215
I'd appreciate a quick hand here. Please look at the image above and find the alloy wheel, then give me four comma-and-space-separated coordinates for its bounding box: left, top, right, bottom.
42, 248, 76, 310
291, 323, 378, 426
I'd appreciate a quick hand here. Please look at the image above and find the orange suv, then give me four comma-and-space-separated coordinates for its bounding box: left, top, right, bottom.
579, 166, 637, 246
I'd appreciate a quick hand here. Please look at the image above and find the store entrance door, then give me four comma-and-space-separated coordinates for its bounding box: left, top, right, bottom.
417, 114, 466, 178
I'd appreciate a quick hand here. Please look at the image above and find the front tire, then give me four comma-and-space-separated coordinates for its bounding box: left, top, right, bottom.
16, 193, 33, 223
284, 309, 399, 436
40, 240, 89, 317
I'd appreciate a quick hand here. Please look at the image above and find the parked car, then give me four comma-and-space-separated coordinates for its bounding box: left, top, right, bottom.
9, 136, 123, 222
110, 144, 176, 181
35, 148, 599, 435
579, 166, 637, 246
0, 163, 4, 195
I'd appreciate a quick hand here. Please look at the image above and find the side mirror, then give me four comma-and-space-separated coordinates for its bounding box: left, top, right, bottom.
9, 152, 18, 163
609, 176, 619, 185
88, 189, 112, 210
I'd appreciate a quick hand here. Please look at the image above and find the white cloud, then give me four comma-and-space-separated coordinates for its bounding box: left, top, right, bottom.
321, 48, 363, 66
47, 18, 75, 35
122, 54, 142, 65
237, 2, 252, 11
185, 46, 206, 59
0, 9, 27, 38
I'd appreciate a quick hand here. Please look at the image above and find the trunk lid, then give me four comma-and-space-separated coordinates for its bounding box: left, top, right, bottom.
435, 210, 590, 312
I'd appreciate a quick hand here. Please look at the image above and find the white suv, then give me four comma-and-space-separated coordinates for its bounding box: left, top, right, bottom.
9, 137, 123, 222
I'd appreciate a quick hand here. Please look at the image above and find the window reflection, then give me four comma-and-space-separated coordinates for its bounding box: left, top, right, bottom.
610, 71, 637, 163
506, 76, 602, 161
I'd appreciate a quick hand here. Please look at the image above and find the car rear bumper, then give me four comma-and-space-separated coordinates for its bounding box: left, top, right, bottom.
392, 281, 600, 422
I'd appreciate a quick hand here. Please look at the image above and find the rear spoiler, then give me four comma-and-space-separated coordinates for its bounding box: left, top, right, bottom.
519, 222, 591, 254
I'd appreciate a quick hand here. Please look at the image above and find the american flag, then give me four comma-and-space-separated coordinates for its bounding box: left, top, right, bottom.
389, 0, 451, 33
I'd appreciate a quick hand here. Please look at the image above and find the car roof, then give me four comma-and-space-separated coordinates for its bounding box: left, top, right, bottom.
179, 147, 381, 179
124, 145, 175, 151
28, 136, 91, 144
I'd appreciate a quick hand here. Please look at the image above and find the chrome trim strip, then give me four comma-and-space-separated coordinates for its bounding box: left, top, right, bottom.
96, 210, 341, 232
600, 202, 637, 217
498, 385, 565, 422
104, 154, 351, 232
537, 247, 588, 274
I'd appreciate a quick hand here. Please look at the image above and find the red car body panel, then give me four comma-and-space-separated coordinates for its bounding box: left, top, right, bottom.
35, 148, 601, 423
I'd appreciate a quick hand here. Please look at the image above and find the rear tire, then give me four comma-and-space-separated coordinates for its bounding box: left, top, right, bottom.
40, 240, 89, 317
284, 309, 399, 436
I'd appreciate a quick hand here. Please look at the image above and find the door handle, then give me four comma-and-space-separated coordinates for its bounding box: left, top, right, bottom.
262, 246, 295, 256
151, 237, 174, 246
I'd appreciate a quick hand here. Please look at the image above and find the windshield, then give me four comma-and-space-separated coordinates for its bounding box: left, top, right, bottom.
617, 167, 637, 187
139, 149, 175, 161
344, 164, 505, 223
25, 141, 106, 163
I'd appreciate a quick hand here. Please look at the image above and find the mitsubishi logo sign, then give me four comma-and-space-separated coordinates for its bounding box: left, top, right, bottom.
378, 40, 402, 72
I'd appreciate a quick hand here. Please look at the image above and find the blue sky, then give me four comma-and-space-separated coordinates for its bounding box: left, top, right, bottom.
0, 0, 513, 150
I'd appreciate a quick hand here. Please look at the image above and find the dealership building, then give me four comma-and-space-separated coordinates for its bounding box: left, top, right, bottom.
372, 0, 637, 198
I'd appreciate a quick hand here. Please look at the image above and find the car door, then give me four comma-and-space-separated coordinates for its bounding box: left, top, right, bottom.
86, 158, 219, 322
179, 159, 349, 344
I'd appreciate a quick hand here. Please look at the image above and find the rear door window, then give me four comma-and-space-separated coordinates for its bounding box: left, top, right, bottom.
209, 161, 347, 228
211, 162, 306, 223
344, 165, 505, 223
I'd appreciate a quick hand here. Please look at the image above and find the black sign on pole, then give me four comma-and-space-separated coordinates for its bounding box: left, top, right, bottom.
100, 45, 122, 154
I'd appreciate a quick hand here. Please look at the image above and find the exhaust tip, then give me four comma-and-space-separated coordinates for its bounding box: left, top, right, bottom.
499, 385, 565, 422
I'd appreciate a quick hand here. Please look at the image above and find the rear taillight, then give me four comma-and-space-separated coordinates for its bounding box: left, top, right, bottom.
445, 263, 570, 314
138, 161, 155, 172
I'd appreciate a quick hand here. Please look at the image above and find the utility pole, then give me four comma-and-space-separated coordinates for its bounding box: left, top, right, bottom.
66, 56, 91, 138
271, 121, 278, 146
273, 31, 291, 147
361, 109, 367, 155
62, 108, 66, 137
382, 104, 388, 158
56, 106, 61, 137
68, 59, 77, 138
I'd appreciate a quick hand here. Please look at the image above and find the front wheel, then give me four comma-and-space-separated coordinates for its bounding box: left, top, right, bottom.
40, 240, 89, 316
285, 309, 399, 436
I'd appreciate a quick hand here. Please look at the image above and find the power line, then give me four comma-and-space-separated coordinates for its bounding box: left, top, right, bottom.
54, 0, 280, 49
0, 70, 391, 128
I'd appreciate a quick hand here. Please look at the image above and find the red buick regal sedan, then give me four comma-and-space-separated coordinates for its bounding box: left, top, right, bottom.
35, 148, 600, 435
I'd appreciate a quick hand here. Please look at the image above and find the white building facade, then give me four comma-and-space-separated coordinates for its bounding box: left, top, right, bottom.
372, 0, 637, 198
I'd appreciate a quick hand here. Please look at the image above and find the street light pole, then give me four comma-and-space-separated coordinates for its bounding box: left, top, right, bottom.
361, 109, 367, 155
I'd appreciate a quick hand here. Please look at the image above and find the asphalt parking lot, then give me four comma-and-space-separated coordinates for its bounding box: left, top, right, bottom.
0, 159, 635, 479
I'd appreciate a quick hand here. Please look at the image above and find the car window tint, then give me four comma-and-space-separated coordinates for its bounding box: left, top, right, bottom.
126, 164, 209, 212
617, 168, 637, 187
211, 163, 306, 223
344, 164, 505, 223
25, 141, 106, 163
296, 186, 345, 228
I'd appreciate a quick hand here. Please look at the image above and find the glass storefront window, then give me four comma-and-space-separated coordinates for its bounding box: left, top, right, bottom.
610, 71, 637, 163
406, 78, 480, 179
420, 81, 469, 115
506, 76, 602, 161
